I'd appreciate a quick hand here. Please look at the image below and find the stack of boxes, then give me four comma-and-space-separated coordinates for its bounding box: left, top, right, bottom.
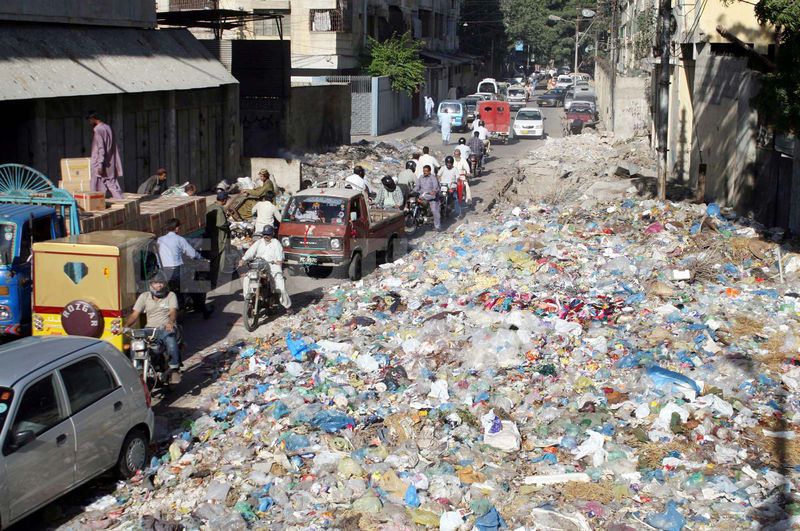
58, 158, 207, 236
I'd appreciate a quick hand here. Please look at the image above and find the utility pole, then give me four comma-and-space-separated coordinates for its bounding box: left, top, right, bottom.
574, 12, 581, 73
656, 0, 672, 200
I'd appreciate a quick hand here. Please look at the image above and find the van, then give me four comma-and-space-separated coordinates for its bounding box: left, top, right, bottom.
437, 100, 467, 132
477, 78, 499, 95
555, 75, 574, 89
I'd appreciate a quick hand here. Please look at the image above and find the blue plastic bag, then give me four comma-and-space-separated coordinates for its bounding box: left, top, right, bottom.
404, 484, 420, 507
286, 332, 315, 361
646, 500, 686, 531
309, 410, 355, 432
474, 507, 508, 531
646, 365, 701, 396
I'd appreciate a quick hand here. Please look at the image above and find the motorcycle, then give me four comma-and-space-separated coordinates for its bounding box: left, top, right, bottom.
439, 183, 456, 220
125, 327, 182, 391
242, 257, 277, 332
468, 154, 482, 177
404, 191, 436, 235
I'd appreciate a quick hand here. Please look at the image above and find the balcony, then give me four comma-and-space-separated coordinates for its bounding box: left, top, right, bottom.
169, 0, 216, 10
309, 8, 352, 32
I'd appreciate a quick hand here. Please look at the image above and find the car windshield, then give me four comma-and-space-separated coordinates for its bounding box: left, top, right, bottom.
0, 387, 12, 432
517, 110, 542, 120
508, 89, 525, 97
571, 105, 592, 113
545, 89, 563, 96
283, 196, 347, 224
0, 223, 15, 265
439, 103, 461, 113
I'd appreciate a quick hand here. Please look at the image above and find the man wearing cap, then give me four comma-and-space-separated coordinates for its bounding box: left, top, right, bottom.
205, 192, 231, 288
239, 226, 291, 311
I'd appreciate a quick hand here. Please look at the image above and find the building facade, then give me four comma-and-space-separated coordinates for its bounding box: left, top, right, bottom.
0, 1, 240, 192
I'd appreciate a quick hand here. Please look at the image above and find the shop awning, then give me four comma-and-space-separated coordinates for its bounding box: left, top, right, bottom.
0, 24, 237, 102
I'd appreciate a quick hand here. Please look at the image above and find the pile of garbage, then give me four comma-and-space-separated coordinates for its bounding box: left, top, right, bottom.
83, 196, 800, 530
513, 134, 657, 205
300, 140, 418, 190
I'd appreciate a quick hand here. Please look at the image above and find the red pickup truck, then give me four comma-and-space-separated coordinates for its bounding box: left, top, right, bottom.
277, 186, 405, 280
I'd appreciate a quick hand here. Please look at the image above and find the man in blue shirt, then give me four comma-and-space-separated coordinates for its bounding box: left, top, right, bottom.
157, 218, 212, 319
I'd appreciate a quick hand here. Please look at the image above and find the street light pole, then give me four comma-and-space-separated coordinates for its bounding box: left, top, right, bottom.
574, 12, 580, 74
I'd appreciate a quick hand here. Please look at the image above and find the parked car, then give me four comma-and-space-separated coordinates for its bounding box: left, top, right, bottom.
555, 75, 574, 89
0, 336, 154, 529
506, 85, 528, 111
565, 102, 596, 131
278, 186, 405, 281
536, 88, 567, 107
513, 107, 546, 139
564, 86, 595, 112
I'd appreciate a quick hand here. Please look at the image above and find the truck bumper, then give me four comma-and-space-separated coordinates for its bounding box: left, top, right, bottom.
285, 252, 347, 267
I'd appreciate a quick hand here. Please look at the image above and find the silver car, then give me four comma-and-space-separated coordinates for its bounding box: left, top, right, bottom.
0, 337, 154, 529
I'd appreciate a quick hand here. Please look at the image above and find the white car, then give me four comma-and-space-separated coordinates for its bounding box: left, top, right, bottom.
513, 107, 545, 139
555, 75, 574, 89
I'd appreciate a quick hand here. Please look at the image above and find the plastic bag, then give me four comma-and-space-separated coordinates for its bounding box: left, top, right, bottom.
310, 410, 356, 433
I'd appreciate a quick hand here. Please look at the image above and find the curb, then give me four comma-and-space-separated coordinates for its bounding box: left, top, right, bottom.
408, 125, 438, 142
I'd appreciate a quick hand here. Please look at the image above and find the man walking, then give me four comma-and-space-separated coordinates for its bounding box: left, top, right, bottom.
205, 192, 231, 288
87, 112, 124, 199
440, 110, 452, 145
425, 96, 435, 120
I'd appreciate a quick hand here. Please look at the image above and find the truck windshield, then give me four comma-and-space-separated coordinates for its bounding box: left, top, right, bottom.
0, 224, 15, 265
0, 387, 12, 432
283, 196, 347, 224
439, 103, 461, 113
508, 89, 525, 97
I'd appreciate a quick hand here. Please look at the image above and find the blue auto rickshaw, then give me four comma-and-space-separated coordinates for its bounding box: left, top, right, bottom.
437, 100, 467, 132
0, 164, 78, 336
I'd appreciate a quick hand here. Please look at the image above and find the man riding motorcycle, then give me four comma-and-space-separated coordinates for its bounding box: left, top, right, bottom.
124, 272, 181, 384
437, 156, 462, 218
397, 160, 416, 200
375, 175, 404, 209
413, 165, 442, 231
457, 137, 472, 160
467, 131, 485, 170
239, 226, 291, 311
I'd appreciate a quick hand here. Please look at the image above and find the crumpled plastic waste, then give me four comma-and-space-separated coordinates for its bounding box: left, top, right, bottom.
62, 139, 800, 531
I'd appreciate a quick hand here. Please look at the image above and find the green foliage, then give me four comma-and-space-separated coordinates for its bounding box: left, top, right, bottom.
633, 6, 656, 60
750, 0, 800, 132
365, 32, 425, 95
500, 0, 606, 67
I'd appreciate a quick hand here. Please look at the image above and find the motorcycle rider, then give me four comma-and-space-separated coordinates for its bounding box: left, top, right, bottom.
125, 272, 181, 384
418, 146, 440, 177
457, 137, 472, 160
437, 156, 462, 218
467, 131, 485, 169
375, 175, 404, 209
397, 160, 416, 200
413, 165, 441, 231
238, 226, 291, 311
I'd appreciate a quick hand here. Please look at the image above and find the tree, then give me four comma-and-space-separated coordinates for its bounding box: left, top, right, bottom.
752, 0, 800, 132
459, 0, 509, 77
500, 0, 597, 67
365, 32, 426, 95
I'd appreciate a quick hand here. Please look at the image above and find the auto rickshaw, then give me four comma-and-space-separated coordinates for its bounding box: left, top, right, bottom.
476, 100, 512, 144
31, 230, 158, 350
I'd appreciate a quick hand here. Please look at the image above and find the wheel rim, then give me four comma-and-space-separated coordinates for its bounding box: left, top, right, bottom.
126, 437, 147, 471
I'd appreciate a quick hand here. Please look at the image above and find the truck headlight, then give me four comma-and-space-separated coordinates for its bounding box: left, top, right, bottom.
111, 318, 122, 335
281, 237, 291, 247
330, 238, 342, 250
0, 306, 11, 320
33, 313, 43, 331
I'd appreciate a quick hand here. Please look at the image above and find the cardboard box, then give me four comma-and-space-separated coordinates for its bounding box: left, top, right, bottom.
59, 180, 92, 193
73, 192, 106, 212
60, 158, 92, 182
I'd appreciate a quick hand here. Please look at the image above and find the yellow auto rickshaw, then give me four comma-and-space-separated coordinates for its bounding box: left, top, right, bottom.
31, 230, 158, 350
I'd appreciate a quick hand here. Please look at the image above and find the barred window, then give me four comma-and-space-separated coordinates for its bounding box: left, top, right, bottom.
254, 11, 290, 37
310, 2, 351, 32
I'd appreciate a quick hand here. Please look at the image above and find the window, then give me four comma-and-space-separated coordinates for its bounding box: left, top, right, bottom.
0, 224, 14, 266
10, 376, 63, 439
18, 217, 53, 264
254, 10, 290, 37
0, 387, 13, 433
350, 198, 362, 221
63, 262, 89, 285
310, 2, 351, 32
60, 357, 117, 414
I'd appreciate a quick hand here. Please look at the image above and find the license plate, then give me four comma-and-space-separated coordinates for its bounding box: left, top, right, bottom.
522, 129, 530, 134
299, 255, 318, 265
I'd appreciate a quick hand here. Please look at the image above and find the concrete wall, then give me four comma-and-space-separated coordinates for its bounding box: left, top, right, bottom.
287, 85, 351, 151
373, 77, 412, 136
247, 158, 302, 193
595, 62, 649, 139
0, 0, 155, 28
0, 86, 240, 194
686, 46, 760, 210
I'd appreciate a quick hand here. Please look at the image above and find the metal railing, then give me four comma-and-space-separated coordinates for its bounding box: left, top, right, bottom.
168, 0, 216, 11
325, 75, 372, 93
309, 8, 352, 32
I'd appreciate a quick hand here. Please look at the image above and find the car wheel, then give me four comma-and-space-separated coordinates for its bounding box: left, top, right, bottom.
117, 428, 148, 479
348, 253, 363, 281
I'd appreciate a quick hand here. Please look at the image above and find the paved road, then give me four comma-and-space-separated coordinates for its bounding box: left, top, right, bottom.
9, 101, 566, 531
